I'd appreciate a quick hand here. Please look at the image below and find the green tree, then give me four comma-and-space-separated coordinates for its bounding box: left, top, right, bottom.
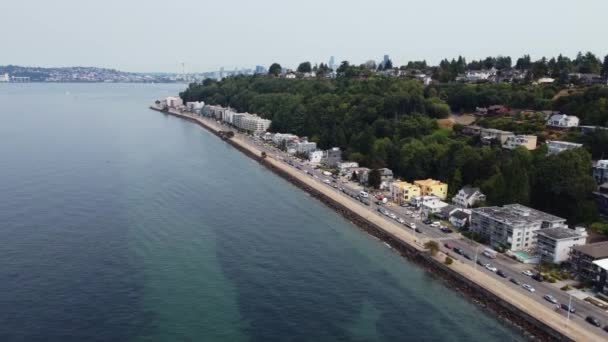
268, 63, 282, 76
368, 169, 382, 189
424, 240, 439, 256
297, 62, 312, 73
602, 55, 608, 80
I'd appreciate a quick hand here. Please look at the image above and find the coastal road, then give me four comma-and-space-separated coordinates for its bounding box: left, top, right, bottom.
172, 110, 608, 338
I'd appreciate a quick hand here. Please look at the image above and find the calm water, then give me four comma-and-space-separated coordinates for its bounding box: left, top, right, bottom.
0, 83, 522, 341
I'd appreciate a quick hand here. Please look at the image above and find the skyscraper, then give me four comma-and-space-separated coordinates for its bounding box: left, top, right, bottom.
329, 56, 336, 71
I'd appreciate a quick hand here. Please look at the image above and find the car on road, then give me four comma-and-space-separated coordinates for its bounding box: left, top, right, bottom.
423, 218, 432, 225
430, 222, 440, 227
522, 284, 535, 292
476, 259, 485, 266
440, 227, 452, 234
586, 316, 601, 327
415, 228, 422, 233
410, 223, 416, 229
485, 264, 498, 272
509, 278, 521, 285
532, 273, 544, 282
389, 213, 397, 219
522, 270, 534, 277
496, 270, 507, 278
444, 243, 451, 249
560, 303, 575, 313
543, 294, 558, 304
398, 218, 405, 224
463, 253, 472, 260
453, 247, 464, 255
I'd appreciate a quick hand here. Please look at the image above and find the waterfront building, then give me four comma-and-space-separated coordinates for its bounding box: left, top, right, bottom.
321, 147, 342, 167
337, 162, 359, 173
449, 210, 471, 229
165, 96, 183, 108
591, 259, 608, 295
452, 186, 486, 208
536, 227, 587, 263
593, 160, 608, 185
503, 135, 537, 150
295, 140, 317, 155
0, 73, 9, 82
272, 133, 299, 146
390, 181, 421, 205
309, 150, 324, 164
593, 183, 608, 219
470, 204, 567, 251
414, 179, 448, 200
571, 241, 608, 284
546, 140, 583, 155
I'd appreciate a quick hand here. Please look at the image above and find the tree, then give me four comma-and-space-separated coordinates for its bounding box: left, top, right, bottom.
268, 63, 282, 76
368, 169, 382, 189
424, 240, 439, 256
297, 61, 312, 73
602, 55, 608, 80
351, 170, 359, 182
445, 256, 453, 265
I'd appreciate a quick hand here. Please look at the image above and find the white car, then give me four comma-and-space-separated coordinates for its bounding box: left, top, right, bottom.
522, 270, 534, 277
410, 223, 416, 229
323, 179, 331, 184
522, 284, 535, 292
398, 218, 405, 224
389, 213, 397, 219
485, 264, 498, 272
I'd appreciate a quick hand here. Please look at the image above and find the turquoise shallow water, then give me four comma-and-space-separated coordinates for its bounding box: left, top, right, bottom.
0, 83, 522, 341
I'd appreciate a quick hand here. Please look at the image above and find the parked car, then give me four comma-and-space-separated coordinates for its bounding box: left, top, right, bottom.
453, 247, 464, 255
476, 260, 485, 266
440, 228, 452, 234
463, 253, 472, 260
522, 284, 535, 292
423, 218, 432, 225
543, 294, 558, 304
522, 270, 534, 277
560, 304, 575, 313
415, 228, 422, 233
496, 270, 507, 278
444, 243, 452, 249
410, 223, 416, 229
532, 273, 544, 282
398, 218, 405, 224
485, 264, 498, 272
586, 316, 601, 327
509, 278, 521, 285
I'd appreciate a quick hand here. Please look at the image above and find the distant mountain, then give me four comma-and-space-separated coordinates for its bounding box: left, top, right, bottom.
0, 65, 179, 83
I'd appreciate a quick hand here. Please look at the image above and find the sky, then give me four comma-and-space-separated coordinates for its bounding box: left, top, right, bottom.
1, 0, 607, 73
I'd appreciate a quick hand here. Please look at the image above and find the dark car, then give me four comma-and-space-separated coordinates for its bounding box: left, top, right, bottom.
509, 278, 521, 285
464, 253, 472, 260
440, 228, 452, 234
415, 228, 422, 233
496, 270, 507, 278
560, 303, 575, 313
477, 259, 485, 266
453, 247, 464, 255
444, 243, 452, 249
586, 316, 601, 327
423, 218, 432, 225
532, 273, 544, 282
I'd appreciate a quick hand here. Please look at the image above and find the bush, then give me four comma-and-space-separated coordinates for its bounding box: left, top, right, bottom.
445, 256, 453, 265
424, 241, 439, 256
548, 277, 557, 283
561, 285, 571, 291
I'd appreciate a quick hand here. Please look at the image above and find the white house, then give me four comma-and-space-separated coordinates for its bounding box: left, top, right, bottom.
337, 162, 359, 173
502, 135, 537, 150
536, 227, 587, 263
452, 186, 486, 208
449, 210, 471, 229
165, 96, 183, 108
547, 114, 580, 128
546, 140, 583, 155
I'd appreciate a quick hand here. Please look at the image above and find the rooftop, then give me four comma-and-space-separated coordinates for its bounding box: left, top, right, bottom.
572, 241, 608, 259
592, 258, 608, 271
451, 210, 470, 220
537, 227, 583, 240
473, 204, 566, 224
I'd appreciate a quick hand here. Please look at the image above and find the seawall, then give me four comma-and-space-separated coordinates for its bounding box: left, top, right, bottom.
149, 106, 594, 341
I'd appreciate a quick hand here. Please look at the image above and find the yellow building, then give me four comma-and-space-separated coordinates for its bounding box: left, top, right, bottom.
390, 181, 421, 204
414, 179, 448, 200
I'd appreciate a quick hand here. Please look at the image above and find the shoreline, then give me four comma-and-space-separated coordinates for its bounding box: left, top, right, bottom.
150, 105, 599, 342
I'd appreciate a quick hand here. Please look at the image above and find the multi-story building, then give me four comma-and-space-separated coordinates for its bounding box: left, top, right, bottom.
337, 162, 359, 173
593, 183, 608, 219
536, 227, 587, 263
414, 179, 448, 200
503, 135, 537, 150
165, 96, 183, 108
571, 241, 608, 284
309, 150, 324, 164
546, 140, 583, 155
480, 128, 514, 145
470, 204, 567, 251
547, 114, 580, 129
390, 181, 421, 204
295, 140, 317, 155
321, 147, 342, 167
236, 113, 271, 134
593, 160, 608, 185
591, 259, 608, 295
452, 186, 486, 208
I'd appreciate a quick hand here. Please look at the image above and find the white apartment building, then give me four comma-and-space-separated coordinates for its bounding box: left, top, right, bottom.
503, 135, 537, 150
309, 150, 324, 164
470, 204, 567, 251
547, 114, 580, 128
295, 141, 317, 155
546, 140, 583, 155
536, 227, 587, 263
165, 96, 183, 108
237, 114, 271, 134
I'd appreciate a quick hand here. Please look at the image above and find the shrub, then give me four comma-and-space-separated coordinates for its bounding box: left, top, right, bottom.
445, 256, 453, 265
548, 277, 557, 283
561, 285, 571, 291
424, 241, 439, 256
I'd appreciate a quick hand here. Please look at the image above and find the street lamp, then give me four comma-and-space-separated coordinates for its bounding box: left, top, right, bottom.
474, 246, 480, 270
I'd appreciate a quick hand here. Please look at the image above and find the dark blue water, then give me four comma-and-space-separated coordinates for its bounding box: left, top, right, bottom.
0, 83, 522, 341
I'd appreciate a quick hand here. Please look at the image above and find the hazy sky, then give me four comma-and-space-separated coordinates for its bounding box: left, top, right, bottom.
1, 0, 607, 73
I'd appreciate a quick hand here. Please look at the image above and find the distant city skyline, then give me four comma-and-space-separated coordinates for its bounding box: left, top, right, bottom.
1, 0, 607, 73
